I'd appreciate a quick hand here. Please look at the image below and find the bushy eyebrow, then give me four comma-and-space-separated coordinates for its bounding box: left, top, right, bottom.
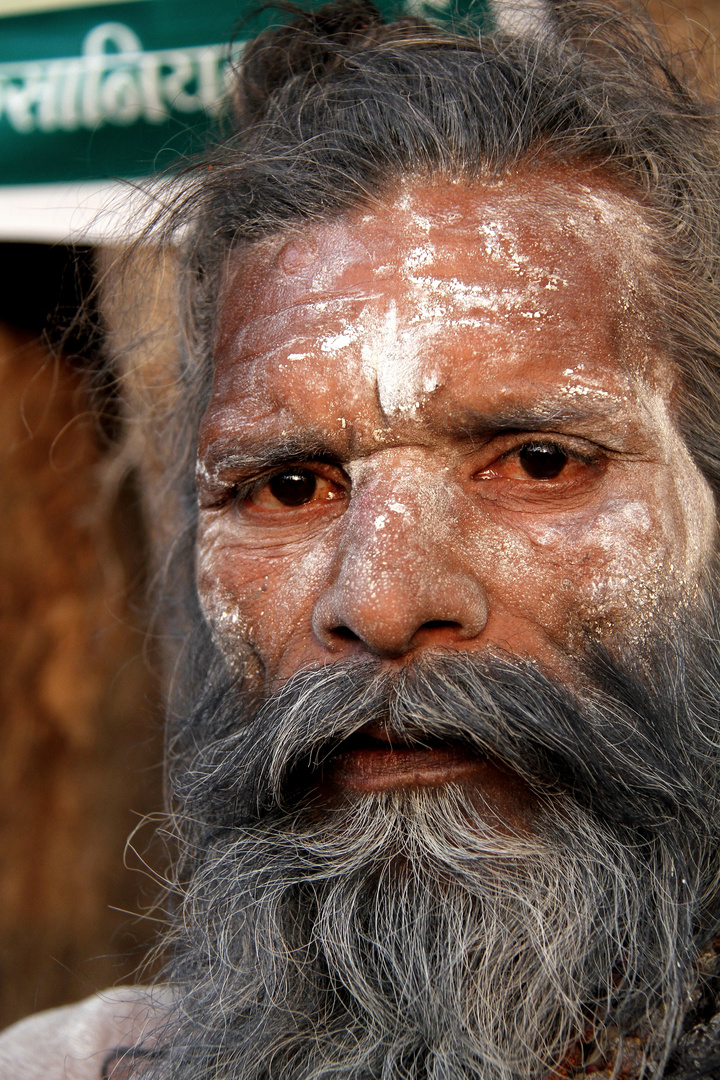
198, 399, 633, 483
198, 433, 339, 482
438, 404, 603, 439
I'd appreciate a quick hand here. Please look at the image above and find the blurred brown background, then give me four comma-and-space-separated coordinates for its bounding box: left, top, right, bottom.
0, 245, 165, 1030
0, 0, 718, 1036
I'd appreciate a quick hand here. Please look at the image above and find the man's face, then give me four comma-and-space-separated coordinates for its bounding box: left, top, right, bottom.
157, 174, 720, 1080
196, 171, 715, 726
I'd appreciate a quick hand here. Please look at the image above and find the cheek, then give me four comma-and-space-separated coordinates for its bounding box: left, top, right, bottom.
196, 514, 338, 672
195, 541, 266, 680
456, 506, 580, 642
576, 462, 716, 642
569, 500, 683, 643
471, 462, 715, 649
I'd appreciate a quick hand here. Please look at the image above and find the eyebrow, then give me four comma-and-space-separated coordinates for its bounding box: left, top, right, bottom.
435, 404, 609, 439
423, 398, 638, 451
199, 433, 340, 481
198, 399, 632, 480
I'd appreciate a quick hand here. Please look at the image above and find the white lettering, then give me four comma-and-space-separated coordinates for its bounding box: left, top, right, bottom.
0, 21, 234, 135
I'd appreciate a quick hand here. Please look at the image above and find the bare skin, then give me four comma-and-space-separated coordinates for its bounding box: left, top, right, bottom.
195, 173, 716, 801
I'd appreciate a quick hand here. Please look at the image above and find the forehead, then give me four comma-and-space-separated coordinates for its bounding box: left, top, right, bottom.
217, 172, 651, 330
205, 173, 658, 447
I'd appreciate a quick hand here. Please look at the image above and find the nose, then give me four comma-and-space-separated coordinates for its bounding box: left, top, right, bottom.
312, 485, 488, 659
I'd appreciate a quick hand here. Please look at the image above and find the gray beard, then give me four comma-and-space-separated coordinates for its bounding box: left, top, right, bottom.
128, 637, 720, 1080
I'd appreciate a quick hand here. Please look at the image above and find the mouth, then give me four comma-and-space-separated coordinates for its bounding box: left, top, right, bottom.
322, 724, 524, 796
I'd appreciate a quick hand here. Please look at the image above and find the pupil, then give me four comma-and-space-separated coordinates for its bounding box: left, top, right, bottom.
269, 470, 317, 506
519, 444, 567, 480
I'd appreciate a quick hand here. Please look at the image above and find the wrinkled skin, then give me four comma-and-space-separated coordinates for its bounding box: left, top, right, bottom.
195, 172, 716, 802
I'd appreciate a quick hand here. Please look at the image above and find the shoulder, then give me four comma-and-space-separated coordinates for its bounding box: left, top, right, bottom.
0, 986, 169, 1080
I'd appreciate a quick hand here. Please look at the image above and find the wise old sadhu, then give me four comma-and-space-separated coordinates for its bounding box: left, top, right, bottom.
4, 0, 720, 1077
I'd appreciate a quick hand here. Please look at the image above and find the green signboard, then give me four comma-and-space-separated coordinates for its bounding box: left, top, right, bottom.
0, 0, 491, 185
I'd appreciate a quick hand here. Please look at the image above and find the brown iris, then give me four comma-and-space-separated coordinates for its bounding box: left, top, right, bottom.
518, 444, 568, 480
268, 470, 318, 506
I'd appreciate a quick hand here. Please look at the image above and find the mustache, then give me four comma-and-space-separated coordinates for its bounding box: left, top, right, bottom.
175, 647, 718, 837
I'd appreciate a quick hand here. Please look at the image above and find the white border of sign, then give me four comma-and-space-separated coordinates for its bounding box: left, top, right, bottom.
0, 177, 166, 243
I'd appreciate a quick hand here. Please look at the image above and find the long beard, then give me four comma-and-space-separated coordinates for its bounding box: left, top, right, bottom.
131, 630, 720, 1080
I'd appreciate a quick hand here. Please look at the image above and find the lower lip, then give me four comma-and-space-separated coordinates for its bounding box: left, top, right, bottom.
327, 746, 498, 792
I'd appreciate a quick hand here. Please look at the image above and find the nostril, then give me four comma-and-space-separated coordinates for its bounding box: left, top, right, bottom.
314, 576, 487, 657
410, 619, 471, 648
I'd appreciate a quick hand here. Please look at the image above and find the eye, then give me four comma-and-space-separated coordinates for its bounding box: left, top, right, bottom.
247, 467, 345, 511
517, 443, 568, 480
475, 438, 600, 488
268, 470, 318, 506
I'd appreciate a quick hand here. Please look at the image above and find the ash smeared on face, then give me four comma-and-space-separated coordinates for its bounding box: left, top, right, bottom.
197, 178, 716, 690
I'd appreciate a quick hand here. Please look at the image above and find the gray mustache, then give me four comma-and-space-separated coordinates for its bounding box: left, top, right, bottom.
176, 649, 715, 836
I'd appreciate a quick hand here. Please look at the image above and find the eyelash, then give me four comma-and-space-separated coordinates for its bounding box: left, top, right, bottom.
495, 438, 600, 468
